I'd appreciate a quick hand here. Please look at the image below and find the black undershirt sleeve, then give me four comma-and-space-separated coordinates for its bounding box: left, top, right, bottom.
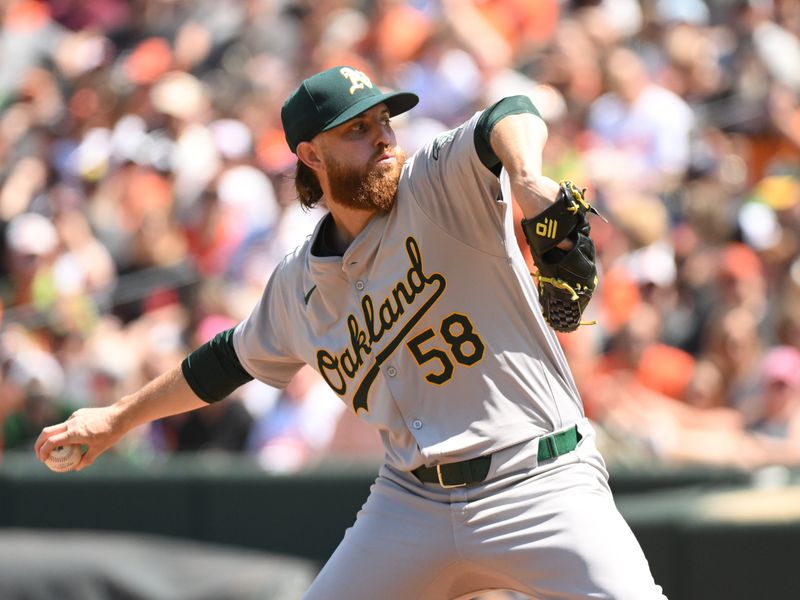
474, 95, 541, 176
181, 327, 254, 403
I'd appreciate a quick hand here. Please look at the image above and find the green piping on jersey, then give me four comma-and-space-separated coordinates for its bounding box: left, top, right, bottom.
181, 327, 254, 403
474, 95, 541, 176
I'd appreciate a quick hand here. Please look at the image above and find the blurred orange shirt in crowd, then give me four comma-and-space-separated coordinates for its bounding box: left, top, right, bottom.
477, 0, 560, 51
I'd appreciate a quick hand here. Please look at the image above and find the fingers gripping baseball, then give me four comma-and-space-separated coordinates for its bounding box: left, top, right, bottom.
35, 406, 124, 471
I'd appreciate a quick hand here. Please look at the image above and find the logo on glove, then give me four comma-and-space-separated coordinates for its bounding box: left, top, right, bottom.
535, 218, 558, 239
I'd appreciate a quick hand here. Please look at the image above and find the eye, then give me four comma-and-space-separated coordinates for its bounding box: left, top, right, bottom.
350, 122, 366, 133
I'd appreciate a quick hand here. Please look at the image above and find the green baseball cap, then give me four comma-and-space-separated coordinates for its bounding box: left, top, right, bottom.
281, 66, 419, 153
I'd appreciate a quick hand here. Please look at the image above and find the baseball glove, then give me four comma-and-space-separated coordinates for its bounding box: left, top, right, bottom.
521, 181, 601, 333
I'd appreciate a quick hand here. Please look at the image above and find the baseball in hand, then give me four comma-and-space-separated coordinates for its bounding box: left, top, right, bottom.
45, 445, 83, 472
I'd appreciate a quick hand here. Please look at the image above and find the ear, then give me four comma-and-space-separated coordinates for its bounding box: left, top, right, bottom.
296, 141, 324, 172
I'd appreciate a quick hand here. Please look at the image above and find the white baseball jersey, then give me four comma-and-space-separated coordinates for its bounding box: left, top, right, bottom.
233, 112, 584, 471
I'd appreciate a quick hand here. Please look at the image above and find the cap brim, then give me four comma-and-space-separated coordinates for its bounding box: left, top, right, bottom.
322, 91, 419, 133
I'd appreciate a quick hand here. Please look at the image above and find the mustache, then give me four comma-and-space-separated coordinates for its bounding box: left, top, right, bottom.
373, 146, 394, 161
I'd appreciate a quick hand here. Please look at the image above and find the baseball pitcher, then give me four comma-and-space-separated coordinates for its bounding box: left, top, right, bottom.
36, 66, 667, 599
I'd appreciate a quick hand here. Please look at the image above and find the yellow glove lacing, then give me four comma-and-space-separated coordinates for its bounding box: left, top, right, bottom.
534, 274, 597, 328
535, 181, 601, 329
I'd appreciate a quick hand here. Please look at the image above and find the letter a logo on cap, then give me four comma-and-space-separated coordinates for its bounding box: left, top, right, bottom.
340, 67, 374, 95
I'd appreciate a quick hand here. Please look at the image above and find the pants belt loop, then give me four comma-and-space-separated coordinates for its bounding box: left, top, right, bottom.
546, 434, 558, 459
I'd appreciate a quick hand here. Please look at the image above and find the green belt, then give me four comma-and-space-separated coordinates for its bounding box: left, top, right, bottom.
412, 425, 582, 488
537, 425, 582, 461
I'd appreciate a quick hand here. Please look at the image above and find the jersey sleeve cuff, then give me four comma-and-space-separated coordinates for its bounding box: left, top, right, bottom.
474, 95, 542, 176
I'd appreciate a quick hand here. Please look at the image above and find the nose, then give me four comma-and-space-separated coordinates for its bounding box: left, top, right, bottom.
375, 121, 394, 148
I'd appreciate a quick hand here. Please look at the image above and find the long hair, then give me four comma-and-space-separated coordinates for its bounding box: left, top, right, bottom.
295, 160, 323, 210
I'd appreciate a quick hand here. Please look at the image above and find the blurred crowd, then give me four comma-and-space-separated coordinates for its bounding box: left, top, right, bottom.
1, 0, 799, 475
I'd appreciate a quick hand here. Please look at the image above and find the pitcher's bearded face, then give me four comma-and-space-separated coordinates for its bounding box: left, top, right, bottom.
323, 146, 407, 213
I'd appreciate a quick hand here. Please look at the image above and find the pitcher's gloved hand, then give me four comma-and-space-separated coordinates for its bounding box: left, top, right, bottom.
521, 181, 602, 333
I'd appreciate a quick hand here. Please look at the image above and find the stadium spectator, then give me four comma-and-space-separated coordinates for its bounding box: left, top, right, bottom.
585, 46, 695, 194
247, 366, 344, 473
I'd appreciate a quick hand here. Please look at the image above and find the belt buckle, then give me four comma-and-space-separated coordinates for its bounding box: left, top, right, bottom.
436, 464, 467, 488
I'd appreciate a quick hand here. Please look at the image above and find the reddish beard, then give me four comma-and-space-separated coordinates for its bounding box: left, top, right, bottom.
323, 147, 407, 213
